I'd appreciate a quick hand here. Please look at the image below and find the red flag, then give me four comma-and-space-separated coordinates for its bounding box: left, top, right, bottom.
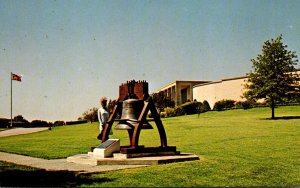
11, 73, 22, 82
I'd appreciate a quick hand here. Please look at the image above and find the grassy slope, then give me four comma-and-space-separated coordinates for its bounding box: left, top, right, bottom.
0, 106, 299, 187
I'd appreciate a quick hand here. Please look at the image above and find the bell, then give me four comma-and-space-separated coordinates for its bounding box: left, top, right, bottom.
115, 99, 153, 130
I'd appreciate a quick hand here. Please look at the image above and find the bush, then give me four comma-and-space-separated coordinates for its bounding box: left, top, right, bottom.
242, 101, 253, 109
54, 121, 65, 126
0, 118, 10, 128
13, 122, 31, 128
160, 112, 166, 118
161, 101, 203, 117
213, 101, 224, 111
180, 101, 201, 115
174, 106, 185, 116
30, 120, 49, 127
164, 107, 175, 117
213, 100, 236, 111
65, 120, 87, 125
235, 101, 253, 110
202, 100, 211, 112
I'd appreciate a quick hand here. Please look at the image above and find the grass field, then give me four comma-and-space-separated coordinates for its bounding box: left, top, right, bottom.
0, 106, 299, 187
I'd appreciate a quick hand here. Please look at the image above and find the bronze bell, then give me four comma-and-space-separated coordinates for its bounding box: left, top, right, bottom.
115, 98, 153, 130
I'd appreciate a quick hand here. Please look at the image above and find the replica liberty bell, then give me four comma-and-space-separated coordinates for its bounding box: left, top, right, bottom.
99, 80, 177, 155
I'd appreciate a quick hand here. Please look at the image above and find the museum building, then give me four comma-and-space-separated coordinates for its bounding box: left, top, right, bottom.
157, 69, 300, 109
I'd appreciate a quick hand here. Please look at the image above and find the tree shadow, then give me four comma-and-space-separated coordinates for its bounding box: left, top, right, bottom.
0, 167, 114, 187
265, 116, 300, 120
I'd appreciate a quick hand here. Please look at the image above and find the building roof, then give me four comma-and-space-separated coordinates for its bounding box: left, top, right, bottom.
157, 80, 211, 92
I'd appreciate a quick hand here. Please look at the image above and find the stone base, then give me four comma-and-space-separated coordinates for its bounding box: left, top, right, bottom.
120, 146, 177, 155
93, 139, 120, 158
113, 151, 180, 159
67, 153, 199, 166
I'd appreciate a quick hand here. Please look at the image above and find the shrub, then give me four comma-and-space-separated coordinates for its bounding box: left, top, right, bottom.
242, 101, 253, 109
234, 101, 243, 109
164, 107, 175, 117
0, 118, 10, 128
213, 100, 236, 111
202, 100, 211, 112
13, 122, 31, 128
162, 101, 209, 117
180, 101, 201, 115
30, 120, 49, 127
174, 106, 185, 116
54, 121, 65, 126
235, 101, 253, 110
65, 120, 87, 125
160, 112, 166, 118
213, 101, 224, 111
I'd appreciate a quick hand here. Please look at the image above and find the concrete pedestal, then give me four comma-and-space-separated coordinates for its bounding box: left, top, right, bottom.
92, 139, 120, 158
67, 153, 199, 166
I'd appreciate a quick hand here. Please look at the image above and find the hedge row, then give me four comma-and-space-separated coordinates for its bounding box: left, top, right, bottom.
0, 119, 48, 128
211, 99, 300, 111
160, 100, 211, 118
0, 119, 87, 128
159, 99, 267, 118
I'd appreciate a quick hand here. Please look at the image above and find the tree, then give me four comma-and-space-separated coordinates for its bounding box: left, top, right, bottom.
13, 115, 29, 123
13, 115, 30, 127
78, 99, 117, 122
244, 35, 299, 119
152, 91, 175, 113
81, 107, 98, 122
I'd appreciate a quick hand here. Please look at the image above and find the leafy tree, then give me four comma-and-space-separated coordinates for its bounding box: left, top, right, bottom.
13, 115, 30, 127
79, 99, 116, 122
13, 115, 29, 124
244, 35, 299, 119
152, 91, 175, 113
81, 107, 98, 122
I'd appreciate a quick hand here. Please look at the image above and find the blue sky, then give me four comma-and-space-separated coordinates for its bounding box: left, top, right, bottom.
1, 0, 300, 122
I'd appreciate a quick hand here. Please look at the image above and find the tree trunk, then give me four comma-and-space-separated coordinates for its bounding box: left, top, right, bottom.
271, 98, 275, 119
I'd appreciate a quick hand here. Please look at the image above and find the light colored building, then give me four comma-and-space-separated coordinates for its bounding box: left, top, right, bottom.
193, 76, 248, 108
157, 69, 299, 109
157, 80, 210, 105
193, 69, 300, 108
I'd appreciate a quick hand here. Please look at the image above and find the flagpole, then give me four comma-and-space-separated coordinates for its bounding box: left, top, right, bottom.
10, 72, 13, 128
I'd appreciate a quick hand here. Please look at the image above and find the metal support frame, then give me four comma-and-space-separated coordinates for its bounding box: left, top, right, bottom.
101, 96, 168, 149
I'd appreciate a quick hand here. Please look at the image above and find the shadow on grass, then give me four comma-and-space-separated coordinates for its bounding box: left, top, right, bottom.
265, 116, 300, 120
0, 166, 114, 187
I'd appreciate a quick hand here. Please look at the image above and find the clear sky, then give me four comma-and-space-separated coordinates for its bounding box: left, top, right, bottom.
1, 0, 300, 122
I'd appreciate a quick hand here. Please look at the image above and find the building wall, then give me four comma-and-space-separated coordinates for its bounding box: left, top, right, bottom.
193, 70, 300, 108
158, 70, 299, 109
193, 77, 247, 108
157, 80, 210, 105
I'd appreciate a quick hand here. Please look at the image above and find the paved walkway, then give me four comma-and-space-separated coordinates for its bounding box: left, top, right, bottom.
0, 127, 49, 137
0, 128, 147, 172
0, 152, 146, 173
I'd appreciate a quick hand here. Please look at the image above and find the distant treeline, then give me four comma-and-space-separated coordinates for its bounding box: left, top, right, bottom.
0, 118, 87, 128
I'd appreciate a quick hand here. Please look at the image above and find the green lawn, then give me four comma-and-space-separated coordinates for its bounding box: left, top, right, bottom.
0, 106, 299, 187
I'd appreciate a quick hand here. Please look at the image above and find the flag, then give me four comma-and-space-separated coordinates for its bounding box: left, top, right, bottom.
11, 73, 22, 82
